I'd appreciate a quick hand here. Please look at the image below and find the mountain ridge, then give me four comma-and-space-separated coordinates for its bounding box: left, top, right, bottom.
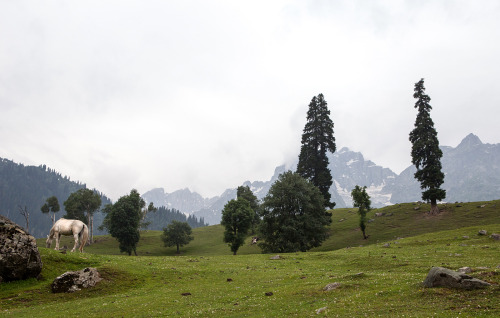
143, 133, 500, 225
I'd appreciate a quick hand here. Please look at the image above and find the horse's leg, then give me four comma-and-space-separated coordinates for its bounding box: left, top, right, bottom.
72, 232, 79, 252
55, 232, 60, 250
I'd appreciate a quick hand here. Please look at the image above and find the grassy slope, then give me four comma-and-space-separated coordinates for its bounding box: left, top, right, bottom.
58, 200, 500, 257
1, 200, 499, 317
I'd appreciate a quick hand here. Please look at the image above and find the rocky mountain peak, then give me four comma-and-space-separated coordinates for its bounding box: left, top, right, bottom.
457, 133, 482, 149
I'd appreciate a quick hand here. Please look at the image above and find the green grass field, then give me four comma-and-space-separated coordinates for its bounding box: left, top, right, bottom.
2, 200, 499, 317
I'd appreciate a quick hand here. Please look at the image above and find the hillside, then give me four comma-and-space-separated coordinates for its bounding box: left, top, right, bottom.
0, 158, 207, 238
3, 219, 498, 316
0, 158, 112, 238
42, 199, 500, 257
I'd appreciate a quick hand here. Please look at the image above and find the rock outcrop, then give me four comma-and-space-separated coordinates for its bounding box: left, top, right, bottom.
0, 215, 42, 283
51, 267, 102, 293
423, 267, 490, 290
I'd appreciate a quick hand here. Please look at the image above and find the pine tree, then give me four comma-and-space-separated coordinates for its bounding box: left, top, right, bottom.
297, 93, 336, 208
409, 79, 446, 215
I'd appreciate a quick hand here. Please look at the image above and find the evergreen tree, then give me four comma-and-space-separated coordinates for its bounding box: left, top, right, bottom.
351, 185, 371, 239
236, 185, 260, 234
100, 189, 144, 255
41, 196, 60, 225
161, 221, 194, 254
258, 171, 332, 253
63, 188, 102, 243
221, 198, 254, 255
409, 78, 446, 215
297, 93, 336, 208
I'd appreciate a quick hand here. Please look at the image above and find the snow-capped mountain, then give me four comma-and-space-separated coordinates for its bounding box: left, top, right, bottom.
143, 147, 398, 224
141, 187, 218, 215
329, 148, 396, 207
385, 133, 500, 203
142, 133, 500, 225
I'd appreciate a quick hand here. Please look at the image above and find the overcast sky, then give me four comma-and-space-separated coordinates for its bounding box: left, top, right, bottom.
1, 1, 499, 201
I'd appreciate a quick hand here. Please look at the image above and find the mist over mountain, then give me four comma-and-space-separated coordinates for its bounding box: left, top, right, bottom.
386, 133, 500, 203
144, 133, 499, 225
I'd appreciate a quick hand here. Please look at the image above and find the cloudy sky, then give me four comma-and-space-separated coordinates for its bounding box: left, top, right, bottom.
1, 1, 499, 201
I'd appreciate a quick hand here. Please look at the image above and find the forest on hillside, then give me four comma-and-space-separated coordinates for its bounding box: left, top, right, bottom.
143, 206, 207, 230
0, 158, 206, 238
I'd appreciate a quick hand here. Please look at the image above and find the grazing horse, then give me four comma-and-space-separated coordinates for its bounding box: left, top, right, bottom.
46, 218, 89, 252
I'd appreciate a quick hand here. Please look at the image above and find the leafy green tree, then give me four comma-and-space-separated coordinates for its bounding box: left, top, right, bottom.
236, 185, 260, 234
258, 171, 332, 253
221, 198, 254, 255
41, 196, 60, 225
161, 220, 194, 254
63, 188, 102, 243
297, 93, 336, 208
409, 78, 446, 215
351, 185, 371, 239
100, 189, 144, 255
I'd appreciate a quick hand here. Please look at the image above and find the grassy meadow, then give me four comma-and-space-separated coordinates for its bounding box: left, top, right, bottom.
1, 200, 499, 317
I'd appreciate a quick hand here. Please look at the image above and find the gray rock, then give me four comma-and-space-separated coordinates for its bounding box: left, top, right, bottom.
423, 267, 490, 290
51, 267, 102, 293
478, 230, 488, 236
270, 255, 282, 260
458, 267, 472, 274
323, 282, 341, 291
490, 233, 500, 240
0, 215, 42, 282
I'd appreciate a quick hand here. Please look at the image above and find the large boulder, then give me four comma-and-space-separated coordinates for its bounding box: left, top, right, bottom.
0, 215, 43, 283
423, 267, 490, 290
51, 267, 102, 293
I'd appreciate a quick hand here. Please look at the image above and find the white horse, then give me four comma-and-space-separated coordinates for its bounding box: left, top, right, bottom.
46, 218, 89, 253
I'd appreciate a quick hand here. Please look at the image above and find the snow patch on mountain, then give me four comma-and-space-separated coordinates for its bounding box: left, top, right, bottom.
142, 134, 499, 225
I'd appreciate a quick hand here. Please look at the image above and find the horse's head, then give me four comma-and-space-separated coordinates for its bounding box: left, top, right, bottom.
46, 234, 52, 248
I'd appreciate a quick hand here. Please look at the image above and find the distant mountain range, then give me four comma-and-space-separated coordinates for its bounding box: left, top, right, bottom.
143, 133, 500, 225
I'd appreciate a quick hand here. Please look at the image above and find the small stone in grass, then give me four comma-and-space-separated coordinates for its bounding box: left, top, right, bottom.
316, 307, 327, 314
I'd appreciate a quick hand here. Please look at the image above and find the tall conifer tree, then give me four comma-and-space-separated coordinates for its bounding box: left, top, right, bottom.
409, 79, 446, 215
297, 93, 336, 208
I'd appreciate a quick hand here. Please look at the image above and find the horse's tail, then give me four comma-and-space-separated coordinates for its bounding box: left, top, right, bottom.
79, 224, 89, 253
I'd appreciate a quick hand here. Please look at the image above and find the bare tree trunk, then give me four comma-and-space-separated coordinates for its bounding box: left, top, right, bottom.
429, 199, 440, 215
90, 214, 94, 244
87, 214, 93, 244
18, 205, 30, 234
